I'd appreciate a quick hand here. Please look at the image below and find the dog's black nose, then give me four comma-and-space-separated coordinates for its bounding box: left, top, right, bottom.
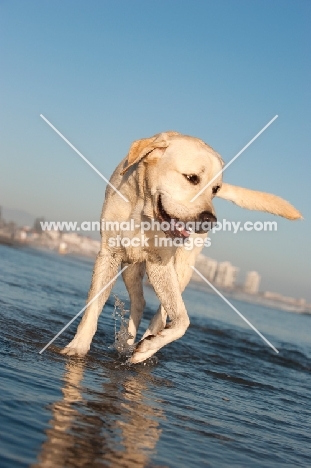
199, 211, 217, 226
199, 211, 217, 232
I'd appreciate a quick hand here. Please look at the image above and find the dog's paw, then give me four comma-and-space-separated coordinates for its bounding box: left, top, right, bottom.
60, 337, 90, 356
129, 335, 161, 364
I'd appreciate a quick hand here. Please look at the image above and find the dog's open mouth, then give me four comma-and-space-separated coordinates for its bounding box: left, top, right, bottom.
156, 195, 192, 239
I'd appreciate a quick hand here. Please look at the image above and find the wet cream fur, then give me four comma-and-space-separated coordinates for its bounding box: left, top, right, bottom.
61, 131, 302, 363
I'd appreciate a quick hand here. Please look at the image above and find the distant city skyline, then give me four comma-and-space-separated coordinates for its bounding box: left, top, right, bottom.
195, 254, 254, 293
194, 254, 309, 311
1, 1, 310, 300
1, 210, 309, 312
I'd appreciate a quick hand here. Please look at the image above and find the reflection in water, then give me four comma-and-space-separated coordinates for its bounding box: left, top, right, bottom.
33, 359, 166, 467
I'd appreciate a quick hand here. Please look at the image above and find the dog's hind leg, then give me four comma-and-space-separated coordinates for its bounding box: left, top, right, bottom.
122, 262, 146, 345
61, 248, 121, 356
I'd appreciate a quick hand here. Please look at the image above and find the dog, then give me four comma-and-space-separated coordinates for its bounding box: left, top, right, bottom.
61, 131, 302, 363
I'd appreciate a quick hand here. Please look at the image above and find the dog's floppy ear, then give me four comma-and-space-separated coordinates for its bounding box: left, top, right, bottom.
121, 131, 179, 175
216, 183, 302, 220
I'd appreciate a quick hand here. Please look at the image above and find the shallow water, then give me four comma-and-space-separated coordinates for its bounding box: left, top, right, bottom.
0, 245, 310, 467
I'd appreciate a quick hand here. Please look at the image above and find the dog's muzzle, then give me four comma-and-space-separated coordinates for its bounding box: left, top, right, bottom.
156, 195, 217, 239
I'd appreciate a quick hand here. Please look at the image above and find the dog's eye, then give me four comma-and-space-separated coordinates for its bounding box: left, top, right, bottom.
184, 174, 200, 185
212, 185, 221, 195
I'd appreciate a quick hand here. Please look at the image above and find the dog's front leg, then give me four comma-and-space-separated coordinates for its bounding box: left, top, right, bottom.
61, 248, 121, 356
141, 245, 201, 340
130, 260, 190, 363
141, 305, 167, 341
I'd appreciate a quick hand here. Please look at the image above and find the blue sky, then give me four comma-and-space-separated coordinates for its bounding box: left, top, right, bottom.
1, 0, 310, 300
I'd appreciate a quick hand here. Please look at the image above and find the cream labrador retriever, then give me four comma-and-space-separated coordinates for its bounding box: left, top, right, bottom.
61, 131, 302, 363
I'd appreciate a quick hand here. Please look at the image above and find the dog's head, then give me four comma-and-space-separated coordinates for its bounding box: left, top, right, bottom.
121, 132, 302, 239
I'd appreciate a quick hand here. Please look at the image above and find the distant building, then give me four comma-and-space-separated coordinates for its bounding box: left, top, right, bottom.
194, 254, 218, 282
33, 217, 45, 233
296, 298, 306, 307
244, 271, 261, 294
214, 261, 239, 289
193, 255, 239, 289
263, 291, 281, 300
206, 258, 218, 281
58, 242, 68, 254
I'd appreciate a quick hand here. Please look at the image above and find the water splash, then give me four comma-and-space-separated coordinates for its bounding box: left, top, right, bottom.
111, 295, 159, 367
111, 295, 135, 358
